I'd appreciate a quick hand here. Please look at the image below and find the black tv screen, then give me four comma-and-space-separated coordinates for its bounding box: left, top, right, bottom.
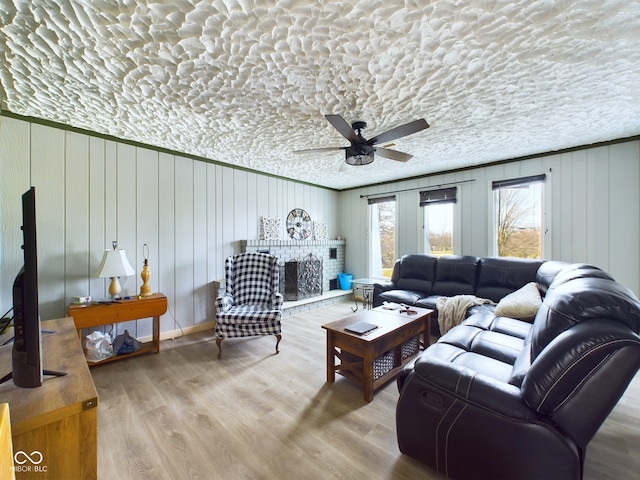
11, 186, 43, 388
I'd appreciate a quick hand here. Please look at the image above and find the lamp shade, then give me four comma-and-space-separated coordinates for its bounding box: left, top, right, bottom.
95, 248, 135, 279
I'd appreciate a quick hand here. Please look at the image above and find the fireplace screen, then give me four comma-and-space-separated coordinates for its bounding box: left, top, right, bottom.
282, 253, 323, 301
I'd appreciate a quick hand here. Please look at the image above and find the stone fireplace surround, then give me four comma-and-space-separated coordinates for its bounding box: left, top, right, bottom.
212, 239, 350, 317
240, 239, 346, 295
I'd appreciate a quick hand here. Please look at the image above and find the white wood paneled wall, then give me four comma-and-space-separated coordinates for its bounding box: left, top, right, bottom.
339, 141, 640, 296
0, 116, 339, 338
2, 114, 639, 335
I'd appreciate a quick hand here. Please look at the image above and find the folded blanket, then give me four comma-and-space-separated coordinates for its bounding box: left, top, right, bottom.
437, 295, 495, 335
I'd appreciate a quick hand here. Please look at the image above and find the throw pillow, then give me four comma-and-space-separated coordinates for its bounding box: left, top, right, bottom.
494, 282, 542, 320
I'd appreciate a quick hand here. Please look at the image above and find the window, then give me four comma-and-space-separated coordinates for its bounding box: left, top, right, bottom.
492, 174, 545, 258
420, 187, 455, 256
368, 195, 396, 279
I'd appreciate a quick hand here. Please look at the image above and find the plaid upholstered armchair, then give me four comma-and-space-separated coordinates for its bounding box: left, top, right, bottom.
215, 252, 283, 358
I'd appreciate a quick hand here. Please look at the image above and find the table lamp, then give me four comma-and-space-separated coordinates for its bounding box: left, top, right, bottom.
95, 241, 135, 299
139, 243, 152, 297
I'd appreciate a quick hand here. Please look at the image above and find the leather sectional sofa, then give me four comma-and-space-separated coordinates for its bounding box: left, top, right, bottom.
374, 254, 544, 338
373, 254, 640, 479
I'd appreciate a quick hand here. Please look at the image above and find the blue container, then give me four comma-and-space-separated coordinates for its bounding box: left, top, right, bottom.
338, 273, 353, 290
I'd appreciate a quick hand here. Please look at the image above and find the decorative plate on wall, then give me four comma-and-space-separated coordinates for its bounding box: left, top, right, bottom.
286, 208, 312, 240
261, 217, 281, 240
313, 221, 328, 240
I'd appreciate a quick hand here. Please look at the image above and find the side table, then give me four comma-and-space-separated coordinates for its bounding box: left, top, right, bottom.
68, 292, 167, 366
351, 278, 375, 311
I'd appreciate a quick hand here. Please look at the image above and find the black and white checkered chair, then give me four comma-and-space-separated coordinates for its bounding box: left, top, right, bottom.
215, 252, 283, 358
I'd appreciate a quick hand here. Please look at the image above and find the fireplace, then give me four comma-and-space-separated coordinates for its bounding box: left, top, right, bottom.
241, 239, 345, 297
282, 253, 323, 301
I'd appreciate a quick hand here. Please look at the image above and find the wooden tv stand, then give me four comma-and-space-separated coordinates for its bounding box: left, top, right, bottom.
0, 317, 98, 479
68, 293, 167, 366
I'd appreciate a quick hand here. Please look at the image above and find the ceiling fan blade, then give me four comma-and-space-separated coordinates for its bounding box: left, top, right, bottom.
325, 114, 358, 143
369, 118, 429, 145
338, 161, 351, 172
294, 147, 346, 154
375, 147, 413, 162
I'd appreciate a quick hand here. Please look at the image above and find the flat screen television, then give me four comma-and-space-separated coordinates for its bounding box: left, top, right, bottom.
9, 187, 43, 387
1, 187, 65, 388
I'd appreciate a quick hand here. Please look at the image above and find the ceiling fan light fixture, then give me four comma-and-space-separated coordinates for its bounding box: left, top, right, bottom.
297, 115, 429, 169
345, 143, 375, 166
345, 153, 375, 166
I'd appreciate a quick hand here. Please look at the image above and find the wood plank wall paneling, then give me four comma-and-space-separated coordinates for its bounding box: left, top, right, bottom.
339, 141, 640, 296
88, 137, 106, 303
65, 132, 91, 308
193, 160, 208, 326
609, 142, 640, 286
115, 142, 138, 336
31, 124, 65, 320
571, 150, 589, 261
158, 152, 177, 333
587, 146, 610, 269
0, 117, 29, 311
0, 116, 340, 338
1, 115, 639, 333
134, 146, 160, 339
174, 154, 197, 332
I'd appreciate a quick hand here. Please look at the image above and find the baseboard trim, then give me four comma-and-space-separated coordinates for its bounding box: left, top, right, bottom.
134, 320, 216, 344
137, 291, 353, 342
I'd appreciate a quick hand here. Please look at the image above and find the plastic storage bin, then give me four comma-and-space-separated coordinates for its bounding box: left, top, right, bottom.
338, 273, 353, 290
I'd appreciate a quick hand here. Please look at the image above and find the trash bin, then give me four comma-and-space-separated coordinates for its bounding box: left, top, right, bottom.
338, 273, 353, 290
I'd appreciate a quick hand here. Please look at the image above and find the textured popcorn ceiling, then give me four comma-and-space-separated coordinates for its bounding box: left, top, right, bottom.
1, 1, 640, 189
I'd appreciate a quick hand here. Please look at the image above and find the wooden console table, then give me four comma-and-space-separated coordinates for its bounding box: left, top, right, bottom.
68, 292, 167, 366
0, 317, 98, 479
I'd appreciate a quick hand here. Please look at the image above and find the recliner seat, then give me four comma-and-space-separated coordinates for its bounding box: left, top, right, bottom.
395, 262, 640, 479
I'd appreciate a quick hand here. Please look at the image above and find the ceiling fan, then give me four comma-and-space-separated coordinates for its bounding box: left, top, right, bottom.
294, 114, 429, 166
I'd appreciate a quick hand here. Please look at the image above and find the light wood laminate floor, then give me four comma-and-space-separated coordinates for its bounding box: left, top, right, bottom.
91, 302, 640, 479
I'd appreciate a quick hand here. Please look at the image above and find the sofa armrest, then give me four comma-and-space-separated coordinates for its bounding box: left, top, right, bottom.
373, 280, 394, 292
410, 354, 537, 421
373, 280, 395, 307
397, 352, 582, 480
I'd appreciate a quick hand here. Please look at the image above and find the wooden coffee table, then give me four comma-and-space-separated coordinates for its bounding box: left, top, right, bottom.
322, 306, 433, 402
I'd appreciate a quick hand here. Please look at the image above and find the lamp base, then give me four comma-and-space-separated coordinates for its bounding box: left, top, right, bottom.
140, 263, 152, 297
108, 277, 122, 299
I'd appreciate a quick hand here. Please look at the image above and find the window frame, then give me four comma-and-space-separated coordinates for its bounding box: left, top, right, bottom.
490, 174, 549, 259
419, 187, 458, 256
368, 195, 397, 280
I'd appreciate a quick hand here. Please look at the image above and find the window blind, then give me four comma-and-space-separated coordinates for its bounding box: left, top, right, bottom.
492, 174, 546, 190
419, 187, 457, 206
367, 195, 396, 205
